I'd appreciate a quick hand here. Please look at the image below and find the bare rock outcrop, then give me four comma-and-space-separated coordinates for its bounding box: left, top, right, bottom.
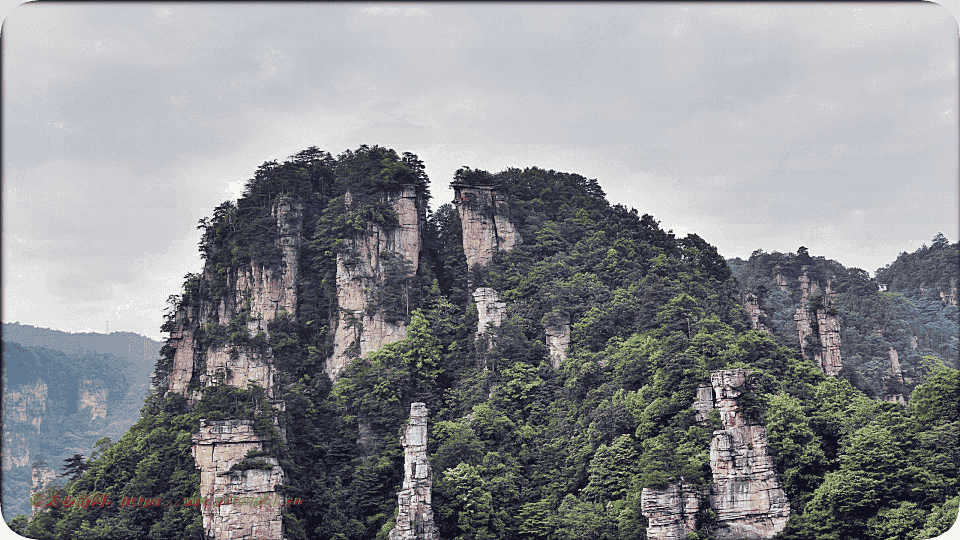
793, 269, 842, 377
641, 482, 706, 540
742, 293, 770, 333
78, 378, 109, 420
473, 287, 508, 338
166, 195, 302, 397
545, 315, 571, 368
192, 420, 284, 540
5, 379, 47, 431
389, 403, 439, 540
31, 464, 58, 516
693, 383, 714, 423
941, 279, 958, 306
453, 183, 522, 349
328, 186, 423, 380
708, 369, 790, 540
452, 184, 520, 280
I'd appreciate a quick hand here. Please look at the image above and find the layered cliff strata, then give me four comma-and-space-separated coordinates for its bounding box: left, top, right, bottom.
78, 378, 109, 421
473, 287, 508, 337
708, 369, 790, 540
5, 379, 47, 431
389, 403, 439, 540
164, 198, 299, 540
328, 186, 424, 380
192, 420, 284, 540
166, 195, 303, 397
643, 370, 789, 540
31, 465, 58, 516
453, 183, 521, 346
641, 482, 706, 540
793, 269, 842, 376
452, 183, 520, 279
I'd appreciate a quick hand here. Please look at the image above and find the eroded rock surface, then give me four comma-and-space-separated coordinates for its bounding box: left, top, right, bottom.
389, 403, 439, 540
31, 465, 58, 516
78, 378, 109, 420
328, 187, 423, 380
546, 315, 570, 368
166, 195, 302, 397
641, 482, 706, 540
5, 379, 47, 431
793, 269, 842, 377
452, 184, 521, 278
708, 369, 790, 540
192, 420, 284, 540
473, 287, 508, 337
883, 347, 907, 405
742, 294, 770, 333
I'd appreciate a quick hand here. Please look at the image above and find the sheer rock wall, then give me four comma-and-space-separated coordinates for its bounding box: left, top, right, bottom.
166, 195, 302, 398
641, 482, 706, 540
328, 186, 424, 380
30, 465, 58, 516
708, 369, 790, 540
164, 197, 300, 540
742, 294, 770, 334
453, 183, 521, 347
643, 370, 790, 540
389, 403, 439, 540
192, 420, 284, 540
793, 269, 842, 376
883, 347, 907, 404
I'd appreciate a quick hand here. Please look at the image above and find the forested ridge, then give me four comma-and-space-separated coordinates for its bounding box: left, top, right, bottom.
8, 146, 958, 540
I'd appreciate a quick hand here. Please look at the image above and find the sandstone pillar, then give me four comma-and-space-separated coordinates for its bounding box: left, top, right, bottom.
389, 403, 439, 540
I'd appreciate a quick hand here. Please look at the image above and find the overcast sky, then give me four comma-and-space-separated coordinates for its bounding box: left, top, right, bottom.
2, 3, 957, 342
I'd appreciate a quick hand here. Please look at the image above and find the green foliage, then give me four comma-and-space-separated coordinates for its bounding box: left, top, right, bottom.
26, 150, 959, 540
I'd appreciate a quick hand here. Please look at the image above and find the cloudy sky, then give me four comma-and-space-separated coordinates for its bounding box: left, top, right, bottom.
2, 3, 957, 342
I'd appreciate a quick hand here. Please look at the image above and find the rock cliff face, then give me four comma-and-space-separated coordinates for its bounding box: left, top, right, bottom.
78, 378, 109, 421
473, 287, 508, 338
327, 187, 424, 380
163, 197, 300, 540
389, 403, 439, 540
30, 464, 58, 516
545, 315, 571, 368
708, 369, 790, 540
793, 269, 842, 376
883, 347, 907, 405
642, 370, 790, 540
5, 379, 47, 432
191, 420, 284, 540
452, 184, 520, 280
742, 294, 770, 333
940, 279, 958, 306
453, 183, 521, 347
166, 195, 303, 397
641, 482, 706, 540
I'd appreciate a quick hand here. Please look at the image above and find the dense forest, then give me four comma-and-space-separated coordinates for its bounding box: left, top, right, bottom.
2, 332, 157, 519
8, 146, 958, 540
727, 238, 958, 398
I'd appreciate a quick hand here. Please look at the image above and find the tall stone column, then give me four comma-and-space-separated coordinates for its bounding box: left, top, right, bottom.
389, 403, 439, 540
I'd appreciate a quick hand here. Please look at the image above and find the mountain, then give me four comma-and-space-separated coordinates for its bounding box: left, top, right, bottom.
8, 146, 958, 540
727, 241, 959, 402
1, 325, 162, 520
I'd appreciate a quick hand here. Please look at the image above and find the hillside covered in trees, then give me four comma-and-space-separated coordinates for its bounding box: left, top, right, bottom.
2, 326, 161, 520
727, 239, 958, 399
8, 146, 958, 540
